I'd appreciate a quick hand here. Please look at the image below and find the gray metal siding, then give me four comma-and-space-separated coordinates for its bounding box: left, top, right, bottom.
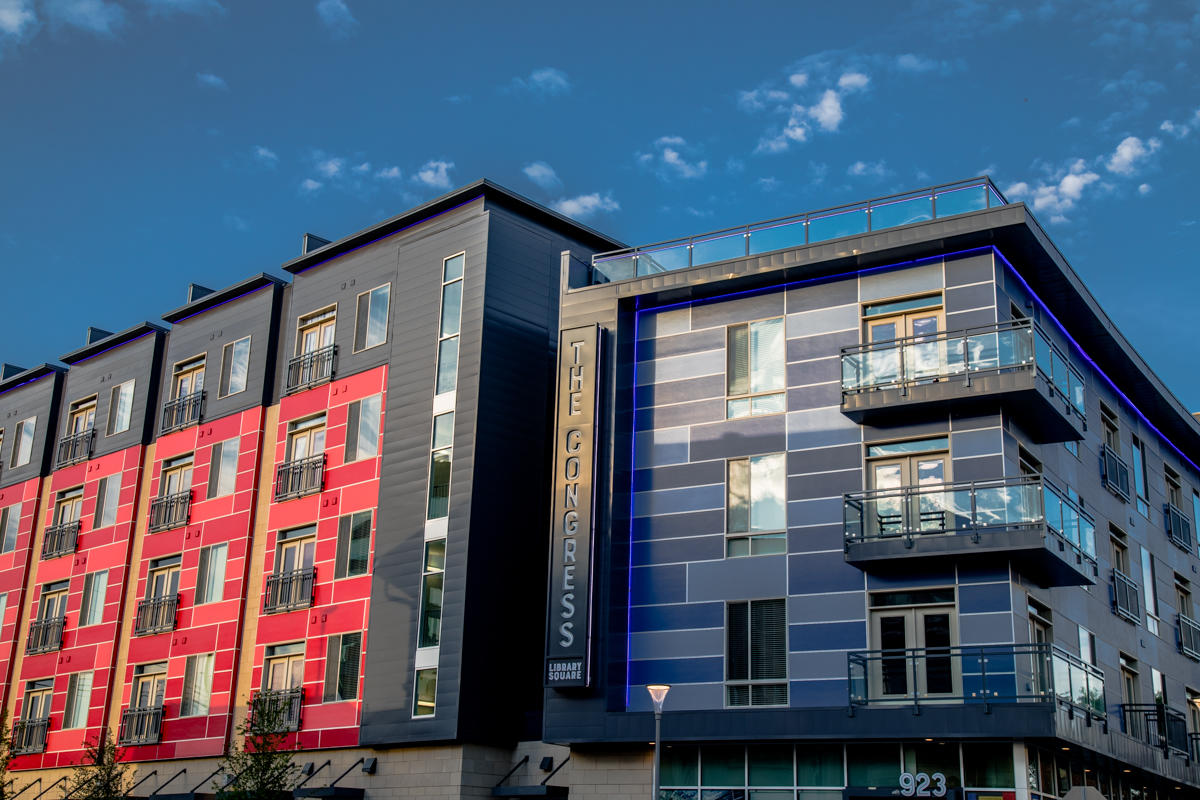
0, 371, 63, 488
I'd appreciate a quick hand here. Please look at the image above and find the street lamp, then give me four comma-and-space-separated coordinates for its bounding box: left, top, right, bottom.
647, 684, 670, 800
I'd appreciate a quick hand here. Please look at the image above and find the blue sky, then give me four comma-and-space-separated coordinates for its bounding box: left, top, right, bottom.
2, 0, 1199, 406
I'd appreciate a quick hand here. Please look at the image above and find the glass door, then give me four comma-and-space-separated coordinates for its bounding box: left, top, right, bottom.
298, 309, 336, 355
278, 536, 316, 575
864, 306, 945, 386
286, 417, 326, 462
54, 489, 83, 525
147, 560, 181, 600
867, 452, 948, 536
132, 665, 167, 709
161, 457, 194, 496
870, 601, 959, 701
173, 359, 205, 399
39, 587, 68, 621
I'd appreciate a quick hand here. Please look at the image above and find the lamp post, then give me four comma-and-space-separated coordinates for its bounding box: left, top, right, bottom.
647, 684, 671, 800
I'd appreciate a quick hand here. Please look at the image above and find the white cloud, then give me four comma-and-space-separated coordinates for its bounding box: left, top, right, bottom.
511, 67, 571, 97
1138, 183, 1152, 195
1006, 159, 1101, 224
0, 0, 36, 37
375, 165, 402, 180
737, 88, 789, 112
43, 0, 124, 34
352, 161, 370, 174
315, 0, 356, 37
757, 176, 780, 191
142, 0, 225, 15
1160, 112, 1199, 139
1105, 135, 1160, 175
551, 192, 619, 220
847, 159, 890, 178
787, 72, 807, 88
837, 71, 869, 91
808, 90, 844, 131
637, 136, 708, 180
196, 71, 227, 90
253, 145, 278, 165
896, 53, 936, 72
316, 157, 345, 179
412, 159, 454, 189
223, 213, 247, 232
444, 94, 469, 104
522, 161, 561, 189
300, 178, 323, 194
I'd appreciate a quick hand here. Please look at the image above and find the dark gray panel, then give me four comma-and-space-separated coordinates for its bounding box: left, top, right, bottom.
0, 370, 63, 487
784, 277, 857, 313
690, 414, 787, 461
944, 252, 995, 287
945, 281, 996, 313
786, 330, 857, 363
635, 327, 724, 361
787, 444, 861, 475
633, 460, 725, 493
636, 374, 725, 408
787, 382, 841, 411
689, 289, 785, 330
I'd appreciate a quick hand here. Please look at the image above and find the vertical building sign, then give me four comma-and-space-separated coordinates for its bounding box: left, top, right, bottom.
545, 324, 601, 688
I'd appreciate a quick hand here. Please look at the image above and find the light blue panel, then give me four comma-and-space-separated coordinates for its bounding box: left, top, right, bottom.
788, 650, 850, 680
626, 681, 723, 712
688, 555, 787, 601
958, 612, 1016, 645
788, 678, 847, 708
786, 496, 843, 528
786, 304, 859, 339
638, 306, 690, 340
859, 262, 943, 301
790, 621, 866, 652
633, 484, 724, 518
787, 406, 860, 450
636, 349, 724, 386
788, 592, 865, 624
950, 427, 1003, 459
789, 551, 865, 594
958, 581, 1012, 614
635, 427, 689, 468
630, 627, 724, 660
631, 564, 688, 606
629, 601, 723, 633
629, 656, 724, 686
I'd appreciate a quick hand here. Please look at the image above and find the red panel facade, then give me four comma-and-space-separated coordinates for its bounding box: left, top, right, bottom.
0, 476, 44, 711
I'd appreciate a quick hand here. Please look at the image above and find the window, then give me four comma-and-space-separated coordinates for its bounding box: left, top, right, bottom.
263, 642, 304, 690
1166, 466, 1184, 509
1064, 439, 1079, 458
726, 453, 786, 556
1152, 668, 1167, 705
1120, 654, 1140, 724
1078, 626, 1096, 666
334, 511, 371, 579
38, 580, 69, 621
67, 396, 97, 435
79, 571, 108, 626
297, 307, 336, 355
160, 454, 194, 496
0, 504, 19, 553
418, 540, 445, 648
196, 544, 227, 604
435, 254, 464, 395
354, 284, 390, 351
53, 487, 83, 526
1142, 546, 1159, 634
427, 412, 453, 520
22, 679, 53, 722
132, 662, 167, 709
219, 337, 251, 397
181, 653, 214, 717
1132, 435, 1150, 516
10, 417, 35, 468
172, 355, 206, 399
726, 317, 785, 418
147, 555, 181, 600
1111, 528, 1131, 574
277, 526, 316, 574
726, 598, 787, 707
63, 672, 93, 729
344, 395, 381, 462
93, 475, 120, 528
106, 380, 135, 435
323, 632, 362, 702
413, 668, 437, 717
1101, 403, 1120, 453
207, 437, 240, 499
286, 415, 326, 461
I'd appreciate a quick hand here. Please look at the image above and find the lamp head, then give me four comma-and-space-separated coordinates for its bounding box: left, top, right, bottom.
646, 684, 671, 712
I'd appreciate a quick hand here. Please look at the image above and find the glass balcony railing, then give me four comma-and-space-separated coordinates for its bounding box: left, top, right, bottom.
590, 177, 1007, 284
843, 475, 1096, 560
1121, 703, 1190, 756
840, 319, 1085, 418
847, 643, 1104, 718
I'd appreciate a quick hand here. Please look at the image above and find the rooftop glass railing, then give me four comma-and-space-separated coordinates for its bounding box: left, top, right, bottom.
590, 177, 1007, 284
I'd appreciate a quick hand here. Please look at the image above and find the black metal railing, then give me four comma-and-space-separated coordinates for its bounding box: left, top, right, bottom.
252, 687, 303, 732
55, 428, 94, 468
11, 718, 48, 755
25, 617, 65, 654
1101, 444, 1131, 502
133, 595, 178, 636
41, 519, 80, 559
118, 705, 163, 746
285, 346, 336, 394
148, 490, 191, 533
1112, 568, 1141, 623
161, 390, 204, 433
1179, 613, 1200, 660
1191, 732, 1200, 761
263, 567, 315, 613
1120, 703, 1189, 756
274, 454, 325, 501
847, 642, 1105, 717
1165, 503, 1194, 553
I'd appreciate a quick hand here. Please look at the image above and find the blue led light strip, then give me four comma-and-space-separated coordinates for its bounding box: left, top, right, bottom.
172, 284, 273, 324
68, 331, 156, 365
0, 371, 51, 398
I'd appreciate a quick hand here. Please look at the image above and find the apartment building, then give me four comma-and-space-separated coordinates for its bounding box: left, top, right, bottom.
545, 178, 1200, 800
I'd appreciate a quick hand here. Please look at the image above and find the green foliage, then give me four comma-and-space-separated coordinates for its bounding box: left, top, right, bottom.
216, 692, 299, 800
65, 729, 131, 800
0, 713, 13, 800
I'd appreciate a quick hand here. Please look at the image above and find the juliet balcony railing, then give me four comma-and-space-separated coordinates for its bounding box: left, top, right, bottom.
590, 177, 1007, 284
148, 490, 191, 533
1165, 503, 1194, 553
264, 567, 315, 614
11, 718, 48, 755
41, 519, 80, 559
133, 595, 178, 636
285, 345, 336, 395
1120, 703, 1190, 757
118, 705, 163, 746
1112, 568, 1141, 624
26, 617, 65, 655
1179, 613, 1200, 661
55, 428, 94, 468
1101, 444, 1132, 502
161, 390, 204, 434
274, 454, 325, 501
252, 687, 303, 732
847, 642, 1104, 718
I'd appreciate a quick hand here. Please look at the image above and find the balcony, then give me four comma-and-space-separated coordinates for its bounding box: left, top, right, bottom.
1101, 444, 1132, 502
1112, 568, 1141, 624
55, 428, 94, 468
133, 595, 178, 636
161, 390, 204, 433
590, 177, 1007, 284
263, 567, 315, 613
41, 519, 80, 559
118, 705, 162, 746
274, 454, 325, 501
847, 642, 1104, 717
252, 687, 303, 732
1165, 503, 1194, 553
148, 490, 191, 533
843, 475, 1096, 587
840, 319, 1085, 442
1120, 704, 1190, 757
285, 345, 336, 395
11, 718, 48, 755
1179, 613, 1200, 661
26, 617, 64, 654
